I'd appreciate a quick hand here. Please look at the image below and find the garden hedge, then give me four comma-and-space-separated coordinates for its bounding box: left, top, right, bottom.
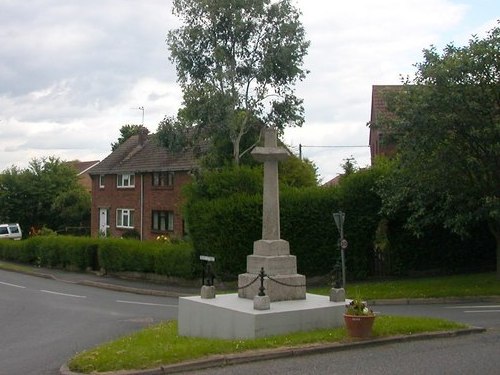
0, 236, 194, 279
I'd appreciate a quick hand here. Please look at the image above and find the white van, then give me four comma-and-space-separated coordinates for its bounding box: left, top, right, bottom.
0, 223, 22, 240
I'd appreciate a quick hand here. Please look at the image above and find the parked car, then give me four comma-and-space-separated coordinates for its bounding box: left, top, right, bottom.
0, 223, 22, 240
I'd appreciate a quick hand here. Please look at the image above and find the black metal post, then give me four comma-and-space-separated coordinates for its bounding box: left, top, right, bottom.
258, 267, 266, 296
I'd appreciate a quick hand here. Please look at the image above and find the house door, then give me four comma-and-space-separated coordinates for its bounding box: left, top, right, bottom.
99, 208, 109, 237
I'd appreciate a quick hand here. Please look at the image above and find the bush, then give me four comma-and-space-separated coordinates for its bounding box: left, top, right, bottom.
0, 236, 195, 279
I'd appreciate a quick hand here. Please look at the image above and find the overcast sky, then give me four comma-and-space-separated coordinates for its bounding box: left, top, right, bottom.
0, 1, 498, 183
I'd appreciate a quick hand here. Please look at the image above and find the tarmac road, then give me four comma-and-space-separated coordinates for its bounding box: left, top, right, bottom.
182, 329, 500, 375
1, 263, 499, 375
0, 269, 179, 375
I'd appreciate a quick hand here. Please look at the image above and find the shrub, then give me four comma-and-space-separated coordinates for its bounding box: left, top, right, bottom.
0, 236, 195, 279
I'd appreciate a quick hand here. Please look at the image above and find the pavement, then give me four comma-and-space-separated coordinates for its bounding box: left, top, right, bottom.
0, 261, 201, 297
0, 261, 493, 375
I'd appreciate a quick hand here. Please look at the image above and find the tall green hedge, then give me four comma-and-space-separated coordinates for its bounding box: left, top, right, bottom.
185, 165, 495, 281
0, 236, 194, 279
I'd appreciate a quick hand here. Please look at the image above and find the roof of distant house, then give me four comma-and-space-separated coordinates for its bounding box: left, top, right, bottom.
369, 85, 403, 127
88, 134, 198, 175
68, 160, 100, 175
323, 174, 343, 187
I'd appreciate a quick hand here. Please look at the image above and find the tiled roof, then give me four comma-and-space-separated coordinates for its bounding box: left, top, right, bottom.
323, 174, 343, 187
68, 160, 100, 175
88, 134, 198, 175
370, 85, 403, 126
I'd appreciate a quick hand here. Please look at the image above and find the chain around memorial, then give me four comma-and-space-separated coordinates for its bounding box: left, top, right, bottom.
266, 274, 307, 288
237, 274, 260, 290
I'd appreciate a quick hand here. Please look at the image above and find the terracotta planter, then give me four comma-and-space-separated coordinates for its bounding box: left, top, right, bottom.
344, 314, 375, 338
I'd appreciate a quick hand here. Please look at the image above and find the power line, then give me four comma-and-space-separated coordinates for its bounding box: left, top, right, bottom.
299, 144, 369, 159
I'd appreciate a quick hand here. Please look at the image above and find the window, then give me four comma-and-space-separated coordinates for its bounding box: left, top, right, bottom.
117, 173, 135, 188
152, 210, 174, 232
99, 175, 105, 188
116, 209, 134, 228
8, 225, 19, 234
152, 172, 174, 187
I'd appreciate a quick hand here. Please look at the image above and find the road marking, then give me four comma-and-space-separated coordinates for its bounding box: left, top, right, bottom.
0, 281, 26, 289
464, 310, 500, 313
40, 290, 86, 298
116, 300, 177, 308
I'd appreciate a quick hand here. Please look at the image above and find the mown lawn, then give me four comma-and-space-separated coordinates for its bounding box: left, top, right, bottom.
311, 272, 500, 299
69, 317, 466, 373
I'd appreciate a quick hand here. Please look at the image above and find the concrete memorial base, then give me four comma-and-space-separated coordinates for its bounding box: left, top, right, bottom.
178, 293, 345, 339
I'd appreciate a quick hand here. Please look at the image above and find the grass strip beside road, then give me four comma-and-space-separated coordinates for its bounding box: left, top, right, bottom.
311, 273, 500, 300
69, 317, 466, 374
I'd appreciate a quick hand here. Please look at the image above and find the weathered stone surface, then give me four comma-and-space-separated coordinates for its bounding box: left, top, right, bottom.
253, 239, 290, 256
201, 285, 216, 299
246, 254, 298, 275
253, 295, 270, 310
329, 288, 346, 302
238, 273, 306, 302
237, 127, 306, 302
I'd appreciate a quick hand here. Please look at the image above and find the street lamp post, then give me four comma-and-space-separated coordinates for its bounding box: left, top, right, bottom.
333, 211, 347, 288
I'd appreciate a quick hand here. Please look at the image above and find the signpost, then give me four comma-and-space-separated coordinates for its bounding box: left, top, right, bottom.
333, 211, 347, 288
200, 255, 215, 286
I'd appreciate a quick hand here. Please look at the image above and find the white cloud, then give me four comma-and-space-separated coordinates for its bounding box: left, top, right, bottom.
0, 0, 498, 182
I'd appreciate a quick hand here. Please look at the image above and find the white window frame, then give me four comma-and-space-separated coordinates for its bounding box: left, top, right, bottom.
116, 208, 134, 228
99, 174, 105, 188
117, 173, 135, 188
152, 210, 174, 232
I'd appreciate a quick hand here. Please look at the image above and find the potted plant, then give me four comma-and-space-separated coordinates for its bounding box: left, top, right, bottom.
344, 295, 376, 338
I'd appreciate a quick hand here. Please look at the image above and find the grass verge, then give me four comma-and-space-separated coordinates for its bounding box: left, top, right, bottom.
0, 261, 33, 273
68, 317, 466, 373
310, 272, 500, 299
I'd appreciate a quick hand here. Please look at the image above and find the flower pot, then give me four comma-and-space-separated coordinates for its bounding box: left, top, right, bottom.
344, 314, 375, 338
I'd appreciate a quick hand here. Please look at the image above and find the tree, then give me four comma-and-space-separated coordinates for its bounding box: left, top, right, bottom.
279, 156, 318, 188
52, 188, 91, 228
341, 156, 359, 177
156, 116, 190, 154
167, 0, 310, 166
0, 157, 90, 233
111, 124, 148, 151
377, 23, 500, 277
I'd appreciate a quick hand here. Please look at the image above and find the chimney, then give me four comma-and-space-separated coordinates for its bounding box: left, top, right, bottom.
138, 126, 149, 146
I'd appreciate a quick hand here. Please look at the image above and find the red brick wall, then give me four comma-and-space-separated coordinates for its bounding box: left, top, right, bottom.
90, 171, 192, 240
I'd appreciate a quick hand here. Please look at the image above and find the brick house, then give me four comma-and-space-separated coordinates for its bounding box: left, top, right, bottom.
88, 131, 197, 240
368, 85, 402, 163
68, 160, 100, 193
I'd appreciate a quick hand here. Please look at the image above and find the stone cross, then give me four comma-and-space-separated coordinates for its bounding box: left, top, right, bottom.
251, 128, 289, 240
238, 127, 306, 302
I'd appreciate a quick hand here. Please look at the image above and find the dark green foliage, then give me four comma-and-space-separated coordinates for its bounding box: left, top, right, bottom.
0, 157, 91, 234
0, 236, 195, 279
168, 0, 310, 165
280, 187, 341, 276
336, 168, 385, 279
184, 157, 495, 281
156, 117, 191, 154
377, 23, 500, 277
279, 156, 318, 188
186, 194, 262, 279
184, 165, 263, 201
